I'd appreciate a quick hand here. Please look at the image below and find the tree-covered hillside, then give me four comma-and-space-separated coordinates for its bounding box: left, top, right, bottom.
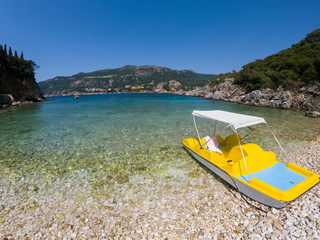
39, 65, 215, 95
233, 28, 320, 92
0, 44, 38, 88
0, 44, 44, 103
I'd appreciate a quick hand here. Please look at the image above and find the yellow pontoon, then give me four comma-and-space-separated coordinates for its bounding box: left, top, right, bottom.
182, 110, 319, 208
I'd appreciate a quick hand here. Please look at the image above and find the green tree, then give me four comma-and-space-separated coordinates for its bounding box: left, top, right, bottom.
234, 28, 320, 91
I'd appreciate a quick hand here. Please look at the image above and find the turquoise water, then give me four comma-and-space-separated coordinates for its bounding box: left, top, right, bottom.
0, 93, 319, 194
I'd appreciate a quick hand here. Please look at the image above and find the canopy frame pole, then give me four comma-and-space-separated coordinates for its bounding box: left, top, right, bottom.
231, 126, 251, 182
213, 120, 217, 136
266, 123, 285, 155
193, 115, 203, 148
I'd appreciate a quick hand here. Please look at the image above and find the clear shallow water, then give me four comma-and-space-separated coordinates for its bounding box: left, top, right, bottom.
0, 93, 319, 194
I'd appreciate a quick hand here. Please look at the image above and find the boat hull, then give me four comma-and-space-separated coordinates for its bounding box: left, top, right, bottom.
184, 146, 288, 208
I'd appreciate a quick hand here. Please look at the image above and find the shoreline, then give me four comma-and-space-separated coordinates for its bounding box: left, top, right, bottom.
43, 91, 178, 98
42, 90, 320, 119
0, 99, 48, 110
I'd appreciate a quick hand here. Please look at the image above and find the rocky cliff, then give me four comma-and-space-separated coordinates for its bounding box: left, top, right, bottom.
0, 45, 45, 108
183, 79, 320, 117
0, 75, 45, 108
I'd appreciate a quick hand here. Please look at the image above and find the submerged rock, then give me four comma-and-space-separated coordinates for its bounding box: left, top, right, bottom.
305, 111, 320, 118
93, 194, 109, 199
115, 174, 129, 184
188, 169, 201, 178
135, 165, 148, 171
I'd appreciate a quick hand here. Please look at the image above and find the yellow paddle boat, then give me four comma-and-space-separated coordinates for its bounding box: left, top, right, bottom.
182, 110, 319, 208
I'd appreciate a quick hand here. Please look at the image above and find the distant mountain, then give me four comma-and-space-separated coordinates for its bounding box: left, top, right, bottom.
232, 28, 320, 92
39, 65, 215, 96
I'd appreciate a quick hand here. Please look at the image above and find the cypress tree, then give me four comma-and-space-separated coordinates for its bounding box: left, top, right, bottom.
8, 46, 12, 56
20, 51, 24, 60
4, 44, 7, 55
14, 50, 18, 58
0, 45, 4, 64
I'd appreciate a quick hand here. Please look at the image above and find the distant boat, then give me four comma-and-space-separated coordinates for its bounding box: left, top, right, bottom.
182, 110, 319, 208
75, 95, 80, 99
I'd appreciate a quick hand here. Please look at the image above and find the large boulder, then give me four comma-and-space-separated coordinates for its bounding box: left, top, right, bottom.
0, 94, 14, 108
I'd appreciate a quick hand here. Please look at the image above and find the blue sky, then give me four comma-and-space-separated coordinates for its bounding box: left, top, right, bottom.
1, 0, 319, 82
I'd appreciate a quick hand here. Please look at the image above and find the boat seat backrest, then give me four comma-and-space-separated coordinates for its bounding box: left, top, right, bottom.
220, 134, 242, 148
227, 145, 248, 163
227, 143, 263, 163
226, 143, 278, 175
216, 135, 224, 145
237, 150, 277, 174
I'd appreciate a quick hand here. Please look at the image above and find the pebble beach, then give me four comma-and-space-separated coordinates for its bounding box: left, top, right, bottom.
0, 137, 319, 240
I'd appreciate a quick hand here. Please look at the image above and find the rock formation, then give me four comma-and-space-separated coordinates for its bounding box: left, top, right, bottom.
183, 79, 320, 117
0, 74, 45, 108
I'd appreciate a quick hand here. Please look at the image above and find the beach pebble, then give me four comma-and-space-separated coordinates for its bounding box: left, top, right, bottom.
273, 219, 283, 230
307, 214, 316, 222
246, 226, 253, 232
286, 214, 295, 223
243, 219, 249, 227
56, 214, 66, 220
292, 231, 300, 238
271, 207, 279, 215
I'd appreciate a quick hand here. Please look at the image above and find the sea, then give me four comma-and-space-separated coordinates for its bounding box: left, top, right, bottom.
0, 93, 319, 195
